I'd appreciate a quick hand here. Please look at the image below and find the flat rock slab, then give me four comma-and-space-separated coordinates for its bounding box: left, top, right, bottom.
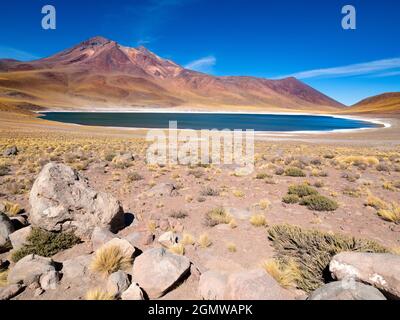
225, 269, 295, 300
308, 279, 386, 300
330, 252, 400, 299
132, 248, 190, 299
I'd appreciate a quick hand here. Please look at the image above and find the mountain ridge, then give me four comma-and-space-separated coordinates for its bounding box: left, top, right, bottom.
0, 36, 349, 112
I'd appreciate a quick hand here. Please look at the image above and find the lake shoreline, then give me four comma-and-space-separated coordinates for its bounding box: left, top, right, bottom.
37, 110, 389, 135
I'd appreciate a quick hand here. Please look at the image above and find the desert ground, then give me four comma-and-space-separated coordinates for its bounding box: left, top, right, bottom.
0, 109, 399, 300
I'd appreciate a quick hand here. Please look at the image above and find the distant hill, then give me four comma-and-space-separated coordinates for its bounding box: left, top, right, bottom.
348, 92, 400, 114
0, 36, 344, 112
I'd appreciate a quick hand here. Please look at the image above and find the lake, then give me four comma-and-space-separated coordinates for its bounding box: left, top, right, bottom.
39, 112, 380, 132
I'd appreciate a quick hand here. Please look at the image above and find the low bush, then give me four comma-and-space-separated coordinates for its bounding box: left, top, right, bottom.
282, 194, 300, 204
300, 195, 339, 211
11, 228, 81, 262
288, 184, 318, 198
285, 167, 306, 177
267, 224, 389, 292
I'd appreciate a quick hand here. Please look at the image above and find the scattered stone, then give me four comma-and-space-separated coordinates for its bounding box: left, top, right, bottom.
132, 248, 190, 299
0, 212, 14, 251
198, 271, 228, 300
107, 270, 131, 298
91, 227, 116, 250
9, 226, 32, 250
121, 283, 144, 300
308, 279, 386, 300
330, 252, 400, 299
34, 288, 44, 297
158, 231, 178, 248
124, 231, 155, 247
112, 152, 135, 165
29, 163, 125, 239
0, 284, 24, 300
8, 254, 56, 286
39, 270, 59, 290
225, 269, 294, 300
62, 254, 92, 281
3, 146, 18, 157
148, 183, 178, 197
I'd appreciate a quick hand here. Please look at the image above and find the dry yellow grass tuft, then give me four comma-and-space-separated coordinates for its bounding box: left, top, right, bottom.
1, 201, 22, 216
0, 270, 8, 287
198, 233, 212, 248
169, 243, 185, 255
258, 199, 271, 210
365, 194, 388, 210
204, 207, 232, 227
232, 189, 245, 198
147, 220, 158, 232
337, 155, 379, 167
85, 288, 115, 300
180, 233, 195, 246
229, 218, 238, 229
249, 214, 267, 227
377, 203, 400, 224
227, 242, 237, 252
90, 245, 132, 276
261, 259, 300, 289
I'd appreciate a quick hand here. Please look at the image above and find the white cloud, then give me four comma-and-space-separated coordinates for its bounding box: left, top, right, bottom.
0, 46, 39, 61
185, 56, 216, 73
279, 57, 400, 79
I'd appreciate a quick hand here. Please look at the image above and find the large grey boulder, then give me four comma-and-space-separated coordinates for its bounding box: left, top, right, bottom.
107, 270, 130, 298
9, 226, 32, 250
8, 254, 56, 286
308, 279, 386, 300
330, 252, 400, 299
0, 212, 14, 251
29, 163, 125, 239
91, 227, 116, 250
225, 269, 294, 300
198, 270, 228, 300
132, 248, 190, 299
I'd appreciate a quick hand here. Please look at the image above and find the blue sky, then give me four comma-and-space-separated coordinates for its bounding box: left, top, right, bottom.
0, 0, 399, 105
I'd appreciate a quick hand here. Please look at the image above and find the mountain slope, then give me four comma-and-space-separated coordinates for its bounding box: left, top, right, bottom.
0, 36, 344, 112
347, 92, 400, 114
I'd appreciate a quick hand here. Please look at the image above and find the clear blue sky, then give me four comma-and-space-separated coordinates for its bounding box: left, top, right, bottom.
0, 0, 399, 105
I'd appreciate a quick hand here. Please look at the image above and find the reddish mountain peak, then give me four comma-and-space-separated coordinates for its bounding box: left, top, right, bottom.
78, 36, 112, 48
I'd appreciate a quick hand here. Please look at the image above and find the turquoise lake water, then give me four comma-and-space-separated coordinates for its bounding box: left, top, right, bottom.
39, 112, 380, 132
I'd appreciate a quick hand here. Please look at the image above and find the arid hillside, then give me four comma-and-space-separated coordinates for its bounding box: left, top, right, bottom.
0, 36, 344, 112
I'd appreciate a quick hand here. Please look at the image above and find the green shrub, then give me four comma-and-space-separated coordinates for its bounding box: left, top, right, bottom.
285, 167, 306, 177
300, 195, 338, 211
268, 224, 389, 292
282, 194, 300, 204
11, 228, 81, 262
288, 184, 318, 198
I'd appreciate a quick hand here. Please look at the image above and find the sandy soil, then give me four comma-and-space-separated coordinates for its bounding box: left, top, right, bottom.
0, 109, 399, 300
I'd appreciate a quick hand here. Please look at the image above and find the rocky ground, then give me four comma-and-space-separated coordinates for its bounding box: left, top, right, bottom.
0, 126, 400, 300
